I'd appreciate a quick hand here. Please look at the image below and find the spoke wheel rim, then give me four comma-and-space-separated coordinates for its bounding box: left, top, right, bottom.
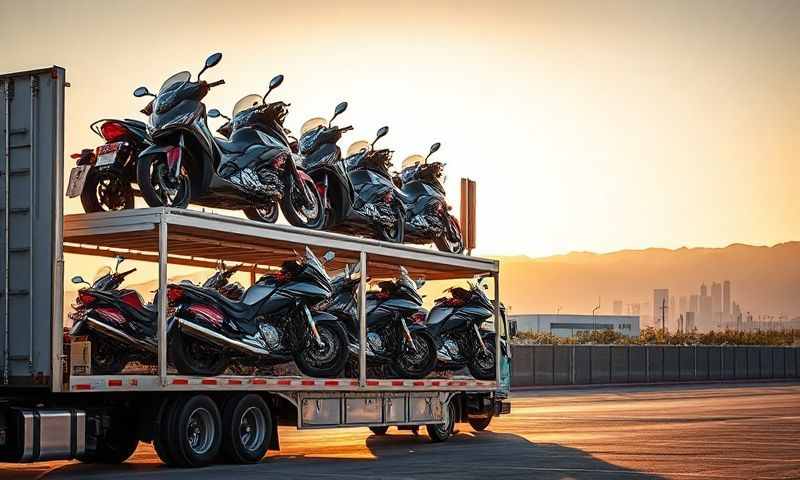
186, 407, 215, 455
398, 334, 431, 374
307, 326, 338, 367
95, 175, 128, 211
151, 162, 189, 206
292, 181, 320, 222
239, 406, 266, 452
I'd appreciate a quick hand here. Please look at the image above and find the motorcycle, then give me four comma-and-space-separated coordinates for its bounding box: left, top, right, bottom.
167, 247, 348, 378
65, 114, 150, 213
133, 52, 324, 227
299, 111, 405, 241
425, 276, 506, 380
393, 143, 464, 253
324, 263, 436, 379
68, 258, 244, 374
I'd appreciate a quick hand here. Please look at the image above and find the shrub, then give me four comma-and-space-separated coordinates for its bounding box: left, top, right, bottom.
512, 327, 800, 346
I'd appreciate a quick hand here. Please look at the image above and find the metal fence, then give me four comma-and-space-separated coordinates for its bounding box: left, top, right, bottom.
511, 344, 800, 387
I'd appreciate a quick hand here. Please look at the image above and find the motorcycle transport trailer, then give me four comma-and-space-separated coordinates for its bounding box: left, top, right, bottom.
0, 66, 510, 466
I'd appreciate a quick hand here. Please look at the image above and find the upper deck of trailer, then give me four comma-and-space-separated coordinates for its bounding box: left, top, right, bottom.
63, 207, 498, 280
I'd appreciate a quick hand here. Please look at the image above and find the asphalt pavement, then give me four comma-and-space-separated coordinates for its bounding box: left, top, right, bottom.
2, 381, 799, 479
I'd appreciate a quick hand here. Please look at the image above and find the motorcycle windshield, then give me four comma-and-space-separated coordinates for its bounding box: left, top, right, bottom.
401, 154, 424, 170
470, 281, 495, 312
397, 271, 423, 305
302, 248, 331, 285
159, 71, 191, 94
232, 94, 262, 117
301, 117, 327, 136
346, 140, 370, 158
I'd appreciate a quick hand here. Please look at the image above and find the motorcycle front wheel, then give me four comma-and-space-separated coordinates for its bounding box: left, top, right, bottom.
392, 330, 437, 379
377, 204, 405, 243
282, 177, 325, 229
171, 332, 227, 376
467, 333, 496, 380
294, 322, 348, 378
137, 154, 191, 208
89, 334, 128, 374
80, 169, 134, 213
243, 200, 279, 223
434, 214, 464, 254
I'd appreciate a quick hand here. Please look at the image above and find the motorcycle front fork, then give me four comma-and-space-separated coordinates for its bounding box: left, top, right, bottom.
399, 318, 418, 353
303, 305, 325, 348
473, 323, 489, 354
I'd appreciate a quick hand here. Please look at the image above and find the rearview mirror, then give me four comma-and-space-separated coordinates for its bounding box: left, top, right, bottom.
372, 126, 389, 148
262, 74, 284, 102
71, 275, 87, 285
114, 255, 124, 273
208, 109, 221, 118
330, 101, 348, 125
415, 278, 426, 289
322, 251, 335, 264
198, 52, 223, 79
425, 142, 441, 161
133, 86, 152, 98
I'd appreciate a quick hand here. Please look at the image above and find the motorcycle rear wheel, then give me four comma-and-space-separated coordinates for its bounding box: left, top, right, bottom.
172, 333, 227, 376
137, 154, 191, 208
377, 204, 405, 243
80, 170, 134, 213
90, 335, 128, 375
243, 200, 279, 223
282, 177, 324, 229
294, 322, 348, 378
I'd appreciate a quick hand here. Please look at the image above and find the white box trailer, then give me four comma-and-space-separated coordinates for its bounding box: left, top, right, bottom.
0, 67, 511, 467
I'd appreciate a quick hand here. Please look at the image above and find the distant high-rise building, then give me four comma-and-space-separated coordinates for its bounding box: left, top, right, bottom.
679, 296, 688, 316
723, 280, 731, 316
670, 296, 676, 321
629, 303, 641, 315
612, 300, 623, 315
700, 295, 713, 330
689, 294, 699, 313
711, 282, 722, 315
653, 289, 669, 329
685, 311, 696, 332
700, 283, 708, 297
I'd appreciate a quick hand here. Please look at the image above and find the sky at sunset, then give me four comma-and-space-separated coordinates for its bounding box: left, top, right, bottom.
2, 0, 798, 267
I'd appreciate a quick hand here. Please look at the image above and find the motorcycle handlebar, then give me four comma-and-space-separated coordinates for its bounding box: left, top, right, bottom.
117, 268, 137, 278
339, 125, 354, 133
207, 79, 226, 88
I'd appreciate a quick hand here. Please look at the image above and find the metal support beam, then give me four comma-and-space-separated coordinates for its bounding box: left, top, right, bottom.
358, 251, 367, 387
158, 214, 168, 385
494, 271, 501, 386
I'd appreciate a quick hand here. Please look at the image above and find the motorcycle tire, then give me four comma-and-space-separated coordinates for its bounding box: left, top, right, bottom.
243, 200, 279, 223
90, 335, 128, 375
80, 169, 135, 213
377, 203, 405, 243
391, 330, 437, 379
137, 154, 191, 208
294, 322, 348, 378
434, 214, 464, 254
171, 333, 227, 376
467, 333, 497, 381
282, 176, 325, 229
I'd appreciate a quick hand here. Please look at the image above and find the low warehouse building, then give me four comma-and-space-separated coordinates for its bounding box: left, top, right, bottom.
510, 314, 641, 338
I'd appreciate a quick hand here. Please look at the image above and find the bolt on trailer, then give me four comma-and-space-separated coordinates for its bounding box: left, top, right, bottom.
0, 66, 511, 466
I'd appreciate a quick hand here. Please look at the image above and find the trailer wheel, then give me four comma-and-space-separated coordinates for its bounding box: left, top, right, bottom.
369, 426, 389, 435
170, 395, 222, 468
153, 397, 178, 466
78, 410, 139, 464
426, 400, 456, 443
468, 417, 492, 431
221, 394, 272, 464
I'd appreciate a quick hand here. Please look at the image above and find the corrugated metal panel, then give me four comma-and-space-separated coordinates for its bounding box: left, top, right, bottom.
0, 67, 64, 388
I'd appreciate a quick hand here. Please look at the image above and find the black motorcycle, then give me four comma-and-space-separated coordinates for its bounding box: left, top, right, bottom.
394, 143, 464, 253
68, 259, 244, 374
325, 264, 436, 378
167, 248, 348, 378
300, 115, 405, 241
66, 115, 150, 213
425, 276, 505, 380
133, 53, 323, 227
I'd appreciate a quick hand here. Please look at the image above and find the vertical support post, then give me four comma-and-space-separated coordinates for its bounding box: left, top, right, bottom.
494, 271, 501, 386
158, 213, 168, 385
250, 265, 257, 286
358, 251, 367, 387
2, 79, 10, 385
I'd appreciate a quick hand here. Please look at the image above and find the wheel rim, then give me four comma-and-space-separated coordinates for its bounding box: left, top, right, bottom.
255, 203, 278, 222
291, 180, 321, 223
306, 326, 339, 368
441, 216, 463, 252
475, 347, 495, 372
150, 161, 189, 207
183, 335, 223, 372
239, 406, 266, 452
434, 402, 454, 437
186, 407, 215, 455
93, 339, 119, 370
95, 174, 129, 211
397, 333, 432, 375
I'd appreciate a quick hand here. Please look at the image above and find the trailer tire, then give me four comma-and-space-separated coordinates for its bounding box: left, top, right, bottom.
369, 426, 389, 435
426, 400, 456, 443
153, 397, 179, 466
78, 410, 139, 464
170, 395, 222, 468
468, 417, 492, 431
220, 394, 272, 464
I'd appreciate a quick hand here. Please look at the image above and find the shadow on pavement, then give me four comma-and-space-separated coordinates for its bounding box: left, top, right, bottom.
18, 427, 663, 479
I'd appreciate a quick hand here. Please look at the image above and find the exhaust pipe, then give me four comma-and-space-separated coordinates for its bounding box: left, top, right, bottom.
177, 317, 269, 356
84, 317, 157, 354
